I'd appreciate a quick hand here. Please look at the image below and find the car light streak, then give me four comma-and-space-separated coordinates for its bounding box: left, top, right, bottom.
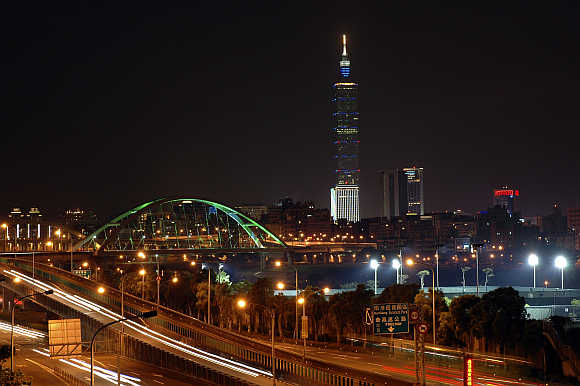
0, 321, 45, 338
4, 269, 271, 379
32, 348, 50, 357
31, 348, 141, 385
70, 294, 270, 377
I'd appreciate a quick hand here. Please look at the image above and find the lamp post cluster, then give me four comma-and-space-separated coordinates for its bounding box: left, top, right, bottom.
273, 261, 330, 361
527, 253, 568, 290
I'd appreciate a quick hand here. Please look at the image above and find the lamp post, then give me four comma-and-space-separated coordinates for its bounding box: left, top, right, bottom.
392, 259, 401, 284
237, 299, 275, 385
407, 260, 437, 345
117, 269, 126, 386
69, 231, 73, 272
155, 254, 160, 307
370, 259, 379, 295
528, 254, 539, 289
554, 256, 567, 290
274, 261, 300, 343
11, 287, 54, 371
139, 268, 146, 299
90, 310, 157, 386
298, 296, 306, 360
1, 223, 7, 252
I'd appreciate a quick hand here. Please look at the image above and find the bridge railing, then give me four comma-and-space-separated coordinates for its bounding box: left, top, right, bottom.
2, 257, 409, 386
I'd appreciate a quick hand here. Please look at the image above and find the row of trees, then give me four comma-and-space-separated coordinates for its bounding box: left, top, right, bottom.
104, 267, 544, 357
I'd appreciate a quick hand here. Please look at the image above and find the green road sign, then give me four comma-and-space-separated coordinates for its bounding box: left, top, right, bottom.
373, 303, 409, 334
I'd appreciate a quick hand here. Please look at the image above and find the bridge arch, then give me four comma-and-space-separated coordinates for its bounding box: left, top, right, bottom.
74, 197, 286, 253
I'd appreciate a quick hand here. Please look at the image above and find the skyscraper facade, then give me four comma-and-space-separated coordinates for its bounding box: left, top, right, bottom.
330, 34, 360, 222
492, 187, 519, 216
380, 167, 425, 219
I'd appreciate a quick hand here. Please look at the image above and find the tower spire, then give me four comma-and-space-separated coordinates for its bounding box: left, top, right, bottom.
342, 34, 347, 56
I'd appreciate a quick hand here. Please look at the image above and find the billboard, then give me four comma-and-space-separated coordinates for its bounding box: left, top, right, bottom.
48, 318, 82, 357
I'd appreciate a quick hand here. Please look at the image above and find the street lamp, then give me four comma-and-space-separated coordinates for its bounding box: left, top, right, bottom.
274, 261, 300, 343
139, 268, 146, 299
554, 256, 567, 290
90, 310, 157, 386
237, 299, 275, 385
11, 288, 54, 371
276, 282, 285, 290
370, 259, 379, 295
528, 254, 539, 289
392, 259, 401, 284
1, 223, 7, 252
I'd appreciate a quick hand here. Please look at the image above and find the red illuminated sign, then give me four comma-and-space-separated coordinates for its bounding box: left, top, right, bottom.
494, 189, 519, 197
463, 356, 473, 386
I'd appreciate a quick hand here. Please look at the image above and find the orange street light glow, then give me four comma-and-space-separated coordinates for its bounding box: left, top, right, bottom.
97, 287, 105, 294
237, 299, 247, 308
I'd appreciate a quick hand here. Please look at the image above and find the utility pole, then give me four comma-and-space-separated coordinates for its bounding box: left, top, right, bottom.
207, 267, 211, 325
118, 272, 125, 386
70, 231, 73, 272
295, 269, 298, 343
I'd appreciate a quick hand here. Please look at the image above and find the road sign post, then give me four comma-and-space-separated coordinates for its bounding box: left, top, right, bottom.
372, 303, 409, 335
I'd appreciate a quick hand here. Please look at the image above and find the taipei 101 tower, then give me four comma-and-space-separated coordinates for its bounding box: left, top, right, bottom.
330, 34, 360, 222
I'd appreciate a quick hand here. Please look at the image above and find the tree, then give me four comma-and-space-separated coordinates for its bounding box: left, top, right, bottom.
417, 270, 430, 289
329, 292, 348, 344
471, 287, 527, 353
449, 295, 480, 348
414, 289, 448, 343
482, 267, 494, 292
248, 278, 273, 334
375, 283, 419, 305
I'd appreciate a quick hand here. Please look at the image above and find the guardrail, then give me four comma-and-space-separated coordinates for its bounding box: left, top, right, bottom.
1, 258, 410, 386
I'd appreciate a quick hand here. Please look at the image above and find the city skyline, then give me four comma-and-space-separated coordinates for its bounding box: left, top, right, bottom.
2, 3, 579, 221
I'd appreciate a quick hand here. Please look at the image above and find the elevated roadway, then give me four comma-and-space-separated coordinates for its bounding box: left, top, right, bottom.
1, 258, 410, 386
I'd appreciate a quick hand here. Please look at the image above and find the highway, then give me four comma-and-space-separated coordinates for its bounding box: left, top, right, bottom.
1, 327, 203, 385
2, 268, 275, 385
242, 335, 546, 386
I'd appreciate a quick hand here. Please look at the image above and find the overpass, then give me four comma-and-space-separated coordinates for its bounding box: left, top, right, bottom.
0, 257, 408, 385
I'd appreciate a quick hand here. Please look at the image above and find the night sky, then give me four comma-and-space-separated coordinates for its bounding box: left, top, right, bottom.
3, 2, 579, 221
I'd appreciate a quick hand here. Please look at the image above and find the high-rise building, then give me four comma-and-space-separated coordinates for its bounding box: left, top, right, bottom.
330, 34, 360, 223
235, 205, 268, 221
492, 187, 519, 216
380, 167, 424, 219
567, 207, 580, 251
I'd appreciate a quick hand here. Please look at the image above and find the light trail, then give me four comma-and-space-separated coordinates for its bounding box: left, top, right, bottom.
0, 320, 45, 339
32, 348, 141, 385
3, 269, 271, 379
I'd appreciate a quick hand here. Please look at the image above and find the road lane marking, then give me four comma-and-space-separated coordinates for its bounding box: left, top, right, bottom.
25, 358, 69, 385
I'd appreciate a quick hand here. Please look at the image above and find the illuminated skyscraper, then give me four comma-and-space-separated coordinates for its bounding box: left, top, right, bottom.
330, 34, 360, 222
380, 167, 424, 219
493, 187, 519, 216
